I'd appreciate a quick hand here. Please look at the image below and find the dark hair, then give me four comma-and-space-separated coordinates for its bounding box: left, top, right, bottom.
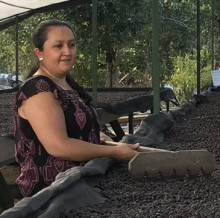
66, 74, 92, 103
32, 19, 76, 51
27, 19, 92, 103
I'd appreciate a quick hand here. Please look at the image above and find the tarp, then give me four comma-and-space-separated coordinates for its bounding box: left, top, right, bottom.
0, 0, 90, 31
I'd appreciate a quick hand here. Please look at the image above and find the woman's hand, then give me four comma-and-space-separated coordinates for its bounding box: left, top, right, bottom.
105, 140, 139, 162
113, 142, 139, 162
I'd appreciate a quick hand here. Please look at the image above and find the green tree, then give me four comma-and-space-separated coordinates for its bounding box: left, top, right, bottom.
0, 0, 218, 102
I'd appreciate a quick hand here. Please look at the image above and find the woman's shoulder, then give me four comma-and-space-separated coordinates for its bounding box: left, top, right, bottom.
21, 75, 59, 92
23, 75, 56, 88
16, 76, 59, 101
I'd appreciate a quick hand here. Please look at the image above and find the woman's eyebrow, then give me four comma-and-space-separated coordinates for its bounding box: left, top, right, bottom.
54, 39, 75, 43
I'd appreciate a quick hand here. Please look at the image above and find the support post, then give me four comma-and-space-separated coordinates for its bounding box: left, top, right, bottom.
152, 0, 160, 113
92, 0, 98, 106
196, 0, 201, 94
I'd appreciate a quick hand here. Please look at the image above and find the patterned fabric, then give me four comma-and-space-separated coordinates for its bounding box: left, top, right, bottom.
13, 76, 100, 197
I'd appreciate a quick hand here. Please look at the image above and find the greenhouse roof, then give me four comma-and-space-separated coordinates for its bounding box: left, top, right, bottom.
0, 0, 90, 30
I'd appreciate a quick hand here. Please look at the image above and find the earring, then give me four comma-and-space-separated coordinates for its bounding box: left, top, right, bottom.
39, 57, 43, 61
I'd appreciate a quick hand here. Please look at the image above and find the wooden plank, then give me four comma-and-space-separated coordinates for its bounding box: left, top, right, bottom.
128, 150, 216, 179
118, 114, 149, 124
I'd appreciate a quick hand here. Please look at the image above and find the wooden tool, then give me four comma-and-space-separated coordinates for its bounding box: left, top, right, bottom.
105, 141, 216, 179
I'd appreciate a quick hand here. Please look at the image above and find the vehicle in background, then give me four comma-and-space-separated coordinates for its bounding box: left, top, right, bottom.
0, 73, 23, 89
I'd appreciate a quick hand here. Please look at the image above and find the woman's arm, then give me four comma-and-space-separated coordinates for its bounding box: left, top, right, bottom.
19, 92, 138, 162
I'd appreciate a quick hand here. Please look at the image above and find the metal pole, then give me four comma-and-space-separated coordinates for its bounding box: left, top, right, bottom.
92, 0, 98, 106
196, 0, 201, 94
152, 0, 160, 113
15, 15, 19, 84
211, 0, 215, 70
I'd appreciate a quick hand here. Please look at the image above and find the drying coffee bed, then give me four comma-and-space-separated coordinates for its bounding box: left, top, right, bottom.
0, 87, 176, 135
61, 91, 220, 218
1, 90, 220, 218
0, 93, 14, 135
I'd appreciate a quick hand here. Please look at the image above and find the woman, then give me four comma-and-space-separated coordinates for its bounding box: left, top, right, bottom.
13, 19, 139, 197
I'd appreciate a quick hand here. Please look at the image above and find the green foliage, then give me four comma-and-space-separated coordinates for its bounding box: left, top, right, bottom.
167, 56, 197, 104
166, 53, 212, 104
72, 53, 92, 87
0, 0, 217, 104
0, 28, 16, 73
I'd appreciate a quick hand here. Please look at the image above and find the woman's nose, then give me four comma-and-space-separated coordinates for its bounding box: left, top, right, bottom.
63, 45, 71, 54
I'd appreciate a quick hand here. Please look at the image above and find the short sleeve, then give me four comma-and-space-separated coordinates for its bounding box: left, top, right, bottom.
16, 76, 60, 108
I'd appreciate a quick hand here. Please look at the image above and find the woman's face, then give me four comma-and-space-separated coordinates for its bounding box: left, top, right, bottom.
38, 26, 76, 76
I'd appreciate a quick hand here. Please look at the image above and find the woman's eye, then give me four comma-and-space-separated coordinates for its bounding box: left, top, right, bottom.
55, 44, 62, 48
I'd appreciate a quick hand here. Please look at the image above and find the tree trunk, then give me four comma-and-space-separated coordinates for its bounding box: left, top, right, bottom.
105, 46, 120, 87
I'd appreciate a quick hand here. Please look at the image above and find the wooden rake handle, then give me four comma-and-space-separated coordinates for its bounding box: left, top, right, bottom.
104, 140, 170, 153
